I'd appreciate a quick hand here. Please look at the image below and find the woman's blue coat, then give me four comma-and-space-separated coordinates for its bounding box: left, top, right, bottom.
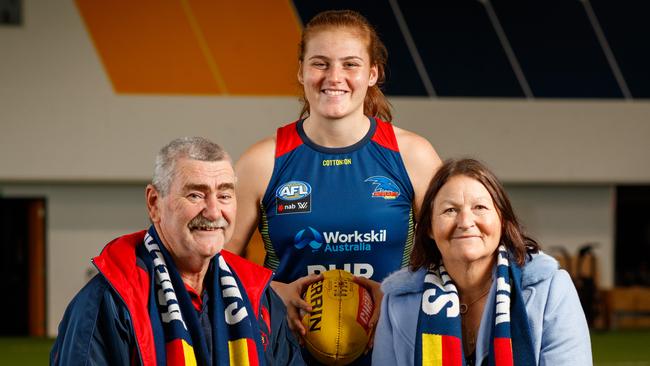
372, 252, 592, 366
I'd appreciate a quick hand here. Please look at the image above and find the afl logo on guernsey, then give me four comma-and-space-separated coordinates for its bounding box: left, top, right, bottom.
276, 181, 312, 215
364, 176, 400, 200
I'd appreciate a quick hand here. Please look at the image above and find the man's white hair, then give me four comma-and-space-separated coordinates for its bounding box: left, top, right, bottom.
152, 137, 229, 196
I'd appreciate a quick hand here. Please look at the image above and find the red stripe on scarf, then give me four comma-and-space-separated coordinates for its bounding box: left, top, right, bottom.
166, 339, 188, 365
442, 335, 462, 366
246, 338, 260, 366
494, 337, 514, 366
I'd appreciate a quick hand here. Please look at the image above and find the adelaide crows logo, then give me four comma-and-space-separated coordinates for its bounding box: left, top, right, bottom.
294, 227, 323, 250
364, 176, 400, 200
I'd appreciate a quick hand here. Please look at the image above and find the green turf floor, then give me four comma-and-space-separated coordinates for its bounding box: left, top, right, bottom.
591, 330, 650, 365
1, 330, 648, 365
0, 337, 53, 365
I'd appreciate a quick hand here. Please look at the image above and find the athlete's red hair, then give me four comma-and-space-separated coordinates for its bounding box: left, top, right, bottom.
298, 10, 392, 122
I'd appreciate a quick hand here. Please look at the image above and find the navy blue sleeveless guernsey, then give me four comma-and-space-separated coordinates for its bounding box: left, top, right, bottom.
260, 117, 415, 283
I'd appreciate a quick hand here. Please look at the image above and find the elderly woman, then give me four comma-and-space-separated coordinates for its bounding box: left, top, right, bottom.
372, 159, 591, 365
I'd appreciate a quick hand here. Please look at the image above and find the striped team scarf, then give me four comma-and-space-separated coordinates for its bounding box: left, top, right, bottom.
141, 226, 265, 366
415, 245, 535, 366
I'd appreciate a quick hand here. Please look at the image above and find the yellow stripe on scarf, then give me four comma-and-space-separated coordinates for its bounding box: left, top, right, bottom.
182, 339, 197, 366
422, 333, 443, 366
181, 339, 196, 366
228, 338, 251, 366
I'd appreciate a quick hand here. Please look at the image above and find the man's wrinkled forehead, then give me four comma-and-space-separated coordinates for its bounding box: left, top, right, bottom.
170, 158, 236, 190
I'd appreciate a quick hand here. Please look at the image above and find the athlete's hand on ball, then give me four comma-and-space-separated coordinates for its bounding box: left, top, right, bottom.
271, 274, 324, 340
302, 270, 375, 364
352, 276, 383, 351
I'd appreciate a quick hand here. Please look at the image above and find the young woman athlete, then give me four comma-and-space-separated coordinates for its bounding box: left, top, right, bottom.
226, 9, 441, 364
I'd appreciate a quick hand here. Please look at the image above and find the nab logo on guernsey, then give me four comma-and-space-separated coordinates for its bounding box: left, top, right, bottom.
365, 176, 400, 200
276, 181, 311, 215
293, 227, 388, 253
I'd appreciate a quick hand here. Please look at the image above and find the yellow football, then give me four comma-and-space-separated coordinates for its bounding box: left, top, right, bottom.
301, 269, 374, 365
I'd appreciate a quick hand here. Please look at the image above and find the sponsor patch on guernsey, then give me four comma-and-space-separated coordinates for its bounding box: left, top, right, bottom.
294, 227, 387, 253
364, 176, 400, 200
276, 181, 311, 214
322, 158, 352, 167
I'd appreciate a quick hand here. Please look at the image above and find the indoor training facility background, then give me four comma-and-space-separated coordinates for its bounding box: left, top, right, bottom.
1, 1, 649, 362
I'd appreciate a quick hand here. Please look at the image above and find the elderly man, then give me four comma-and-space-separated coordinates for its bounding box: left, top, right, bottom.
51, 137, 304, 365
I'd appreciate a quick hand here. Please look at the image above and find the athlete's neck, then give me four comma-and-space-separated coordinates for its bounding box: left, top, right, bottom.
303, 114, 370, 148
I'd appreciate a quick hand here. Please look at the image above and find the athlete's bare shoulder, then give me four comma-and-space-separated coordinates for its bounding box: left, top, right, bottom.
391, 125, 442, 217
392, 125, 439, 162
236, 135, 276, 175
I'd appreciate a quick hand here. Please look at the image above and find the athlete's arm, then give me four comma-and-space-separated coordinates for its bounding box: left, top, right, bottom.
226, 136, 276, 255
394, 127, 442, 220
227, 135, 324, 339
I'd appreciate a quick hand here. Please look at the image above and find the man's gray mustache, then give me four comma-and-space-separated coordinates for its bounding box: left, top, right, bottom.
188, 215, 228, 230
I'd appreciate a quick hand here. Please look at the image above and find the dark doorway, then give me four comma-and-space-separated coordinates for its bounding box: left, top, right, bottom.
615, 186, 650, 286
0, 198, 46, 336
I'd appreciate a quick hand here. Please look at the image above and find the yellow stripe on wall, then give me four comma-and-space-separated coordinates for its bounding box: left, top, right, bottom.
422, 333, 443, 366
75, 0, 302, 95
184, 0, 302, 95
179, 0, 228, 93
75, 0, 225, 94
